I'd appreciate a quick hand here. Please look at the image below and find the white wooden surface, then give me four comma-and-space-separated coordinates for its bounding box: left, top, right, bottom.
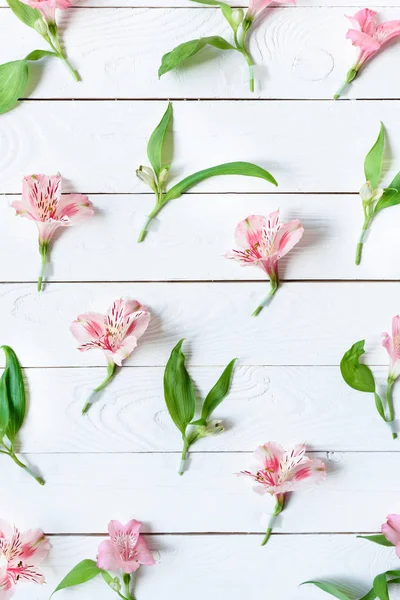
1, 0, 400, 598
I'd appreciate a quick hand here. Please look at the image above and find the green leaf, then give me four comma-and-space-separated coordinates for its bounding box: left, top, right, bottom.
159, 36, 235, 78
164, 340, 196, 436
25, 49, 57, 61
163, 162, 277, 203
357, 534, 394, 547
0, 346, 26, 443
301, 581, 352, 599
364, 122, 385, 190
373, 573, 389, 600
374, 171, 400, 215
147, 102, 172, 177
374, 393, 386, 420
51, 560, 102, 596
340, 340, 376, 394
6, 0, 43, 29
0, 59, 28, 115
201, 358, 237, 421
0, 368, 10, 437
190, 0, 235, 27
360, 589, 377, 600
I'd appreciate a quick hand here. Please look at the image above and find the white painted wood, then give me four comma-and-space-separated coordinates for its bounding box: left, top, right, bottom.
0, 1, 397, 8
0, 282, 398, 367
0, 8, 399, 99
3, 451, 400, 533
10, 535, 400, 600
1, 101, 400, 194
15, 366, 399, 453
4, 193, 400, 282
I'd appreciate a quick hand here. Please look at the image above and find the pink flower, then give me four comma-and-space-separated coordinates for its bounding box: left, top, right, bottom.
97, 520, 155, 574
382, 514, 400, 557
247, 0, 295, 21
11, 175, 94, 291
0, 520, 50, 599
382, 316, 400, 381
241, 443, 326, 546
70, 299, 151, 414
21, 0, 71, 23
225, 211, 304, 316
335, 9, 400, 98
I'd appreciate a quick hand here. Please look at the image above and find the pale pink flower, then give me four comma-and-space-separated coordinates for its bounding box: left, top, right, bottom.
247, 0, 295, 20
0, 520, 50, 599
97, 520, 155, 574
21, 0, 71, 23
225, 211, 304, 316
241, 442, 326, 546
382, 514, 400, 558
382, 316, 400, 381
70, 299, 151, 414
11, 175, 94, 291
335, 9, 400, 98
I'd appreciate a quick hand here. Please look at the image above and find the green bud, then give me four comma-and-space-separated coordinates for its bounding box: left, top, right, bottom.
109, 578, 122, 592
196, 419, 224, 438
231, 8, 244, 28
34, 18, 49, 36
136, 165, 157, 192
158, 167, 169, 186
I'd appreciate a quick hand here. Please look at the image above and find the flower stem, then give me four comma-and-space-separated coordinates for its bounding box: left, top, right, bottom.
261, 495, 284, 546
179, 438, 190, 475
252, 278, 279, 316
355, 217, 372, 266
82, 362, 117, 414
9, 449, 45, 485
122, 573, 136, 600
334, 67, 358, 99
137, 201, 163, 243
236, 28, 254, 92
45, 29, 80, 81
386, 377, 397, 440
37, 243, 48, 292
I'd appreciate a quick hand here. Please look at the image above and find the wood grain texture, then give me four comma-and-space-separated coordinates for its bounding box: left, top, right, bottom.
0, 101, 400, 194
14, 366, 399, 453
3, 193, 400, 282
0, 282, 398, 367
0, 1, 397, 9
3, 451, 400, 533
1, 7, 399, 99
9, 535, 400, 600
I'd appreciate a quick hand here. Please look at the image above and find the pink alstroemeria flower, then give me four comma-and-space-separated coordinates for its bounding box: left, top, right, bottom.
382, 316, 400, 439
241, 442, 326, 546
70, 298, 151, 414
11, 175, 94, 292
382, 514, 400, 557
22, 0, 71, 23
247, 0, 295, 21
335, 9, 400, 98
97, 520, 155, 576
225, 211, 304, 316
0, 521, 50, 599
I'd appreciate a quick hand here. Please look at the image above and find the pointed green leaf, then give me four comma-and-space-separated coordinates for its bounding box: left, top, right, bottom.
163, 162, 277, 203
51, 560, 102, 596
164, 340, 196, 435
374, 393, 385, 420
360, 589, 377, 600
301, 581, 352, 599
340, 340, 376, 393
364, 122, 385, 190
6, 0, 43, 29
201, 358, 237, 421
159, 37, 235, 78
1, 346, 26, 443
357, 534, 394, 547
147, 102, 172, 177
25, 49, 57, 61
374, 171, 400, 215
0, 59, 28, 114
373, 573, 389, 600
0, 368, 10, 437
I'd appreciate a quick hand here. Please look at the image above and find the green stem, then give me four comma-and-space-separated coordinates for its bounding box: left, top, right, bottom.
236, 29, 254, 92
355, 217, 372, 266
123, 573, 136, 600
252, 278, 279, 316
334, 67, 358, 99
46, 30, 80, 81
9, 450, 45, 485
137, 199, 163, 243
82, 362, 116, 414
179, 438, 190, 476
37, 243, 48, 292
386, 378, 397, 440
261, 495, 284, 546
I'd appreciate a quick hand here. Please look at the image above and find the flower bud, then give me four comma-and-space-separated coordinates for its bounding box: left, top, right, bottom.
196, 419, 224, 438
136, 166, 157, 192
108, 578, 122, 592
231, 8, 244, 28
34, 18, 49, 36
158, 167, 169, 186
359, 181, 383, 206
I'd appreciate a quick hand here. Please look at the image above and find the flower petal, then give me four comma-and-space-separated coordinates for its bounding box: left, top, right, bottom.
135, 536, 155, 567
375, 20, 400, 45
233, 215, 266, 250
275, 219, 304, 259
54, 194, 94, 225
70, 313, 107, 348
346, 29, 381, 52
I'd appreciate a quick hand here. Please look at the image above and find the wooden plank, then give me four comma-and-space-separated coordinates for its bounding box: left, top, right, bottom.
0, 8, 399, 99
3, 193, 400, 282
1, 101, 400, 194
0, 282, 397, 367
0, 1, 397, 9
15, 366, 398, 453
3, 451, 400, 533
12, 534, 400, 600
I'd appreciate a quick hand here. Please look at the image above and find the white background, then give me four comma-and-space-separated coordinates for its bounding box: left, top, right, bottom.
1, 0, 400, 598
